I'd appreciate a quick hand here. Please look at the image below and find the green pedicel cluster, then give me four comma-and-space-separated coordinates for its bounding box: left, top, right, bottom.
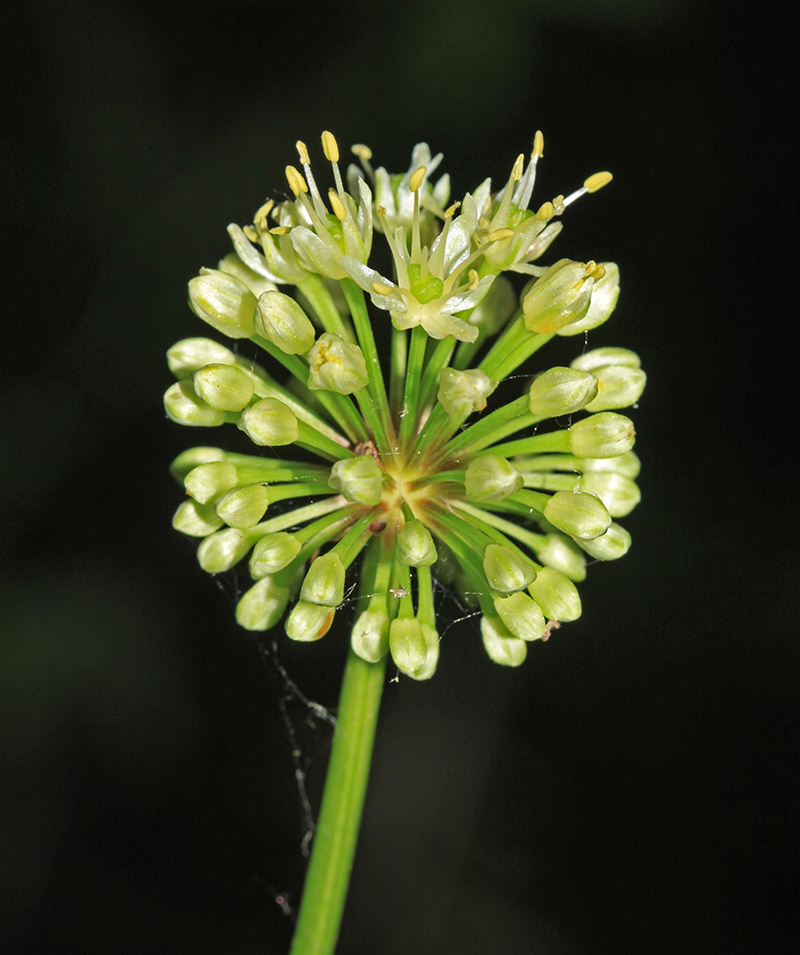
165, 131, 644, 677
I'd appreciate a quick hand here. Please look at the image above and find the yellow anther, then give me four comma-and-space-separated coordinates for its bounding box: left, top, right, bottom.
255, 200, 274, 223
468, 269, 480, 290
444, 201, 461, 218
584, 260, 597, 275
351, 143, 372, 161
589, 263, 606, 281
409, 165, 427, 193
296, 140, 310, 166
285, 165, 308, 196
243, 225, 259, 242
533, 130, 544, 158
371, 281, 395, 296
512, 153, 525, 181
487, 228, 515, 242
536, 200, 554, 220
584, 171, 613, 193
321, 130, 339, 163
270, 226, 292, 236
328, 189, 347, 220
376, 204, 387, 216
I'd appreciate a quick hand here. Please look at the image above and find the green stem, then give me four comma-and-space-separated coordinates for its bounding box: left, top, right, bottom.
289, 648, 386, 955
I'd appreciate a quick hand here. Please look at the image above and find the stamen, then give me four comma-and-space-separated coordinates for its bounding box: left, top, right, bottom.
270, 226, 292, 235
468, 268, 480, 290
243, 225, 259, 242
536, 201, 554, 220
296, 140, 311, 166
486, 228, 515, 242
351, 144, 374, 182
533, 130, 544, 158
584, 171, 613, 193
444, 201, 461, 218
321, 131, 339, 163
512, 153, 525, 181
328, 189, 347, 221
409, 165, 426, 264
409, 166, 427, 193
286, 165, 308, 197
371, 280, 395, 296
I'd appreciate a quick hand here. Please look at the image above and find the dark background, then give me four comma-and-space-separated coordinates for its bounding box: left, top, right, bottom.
3, 1, 795, 953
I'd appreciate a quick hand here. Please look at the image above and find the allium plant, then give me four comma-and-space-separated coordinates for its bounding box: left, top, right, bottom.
165, 131, 644, 953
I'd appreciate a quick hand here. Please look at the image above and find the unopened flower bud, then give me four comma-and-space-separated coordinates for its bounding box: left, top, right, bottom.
557, 262, 620, 337
408, 624, 440, 681
569, 412, 636, 458
481, 615, 527, 667
493, 591, 546, 641
285, 601, 336, 641
397, 520, 438, 567
351, 607, 390, 662
576, 450, 641, 479
437, 368, 498, 422
527, 567, 582, 622
188, 268, 257, 339
249, 533, 302, 579
255, 290, 316, 355
197, 527, 251, 573
172, 499, 224, 537
534, 533, 587, 581
167, 338, 237, 379
389, 617, 427, 675
483, 543, 537, 593
164, 380, 227, 427
218, 252, 277, 298
578, 522, 632, 560
300, 552, 345, 607
465, 453, 523, 502
307, 333, 368, 394
192, 363, 255, 412
184, 461, 239, 504
238, 398, 299, 446
328, 455, 383, 505
582, 365, 647, 412
571, 346, 641, 373
522, 259, 593, 334
236, 576, 290, 631
169, 446, 225, 482
578, 472, 641, 518
543, 490, 611, 540
215, 484, 271, 529
527, 367, 598, 416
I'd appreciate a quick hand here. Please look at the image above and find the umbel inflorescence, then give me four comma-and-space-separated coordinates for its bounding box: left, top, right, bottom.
165, 131, 644, 678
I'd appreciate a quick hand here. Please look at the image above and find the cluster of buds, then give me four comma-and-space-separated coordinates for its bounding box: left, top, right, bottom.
165, 131, 644, 677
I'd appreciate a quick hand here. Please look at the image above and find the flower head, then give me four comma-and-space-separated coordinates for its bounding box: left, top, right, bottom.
166, 131, 643, 678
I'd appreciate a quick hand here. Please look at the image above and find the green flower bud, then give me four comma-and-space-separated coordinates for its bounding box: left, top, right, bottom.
172, 499, 224, 537
437, 368, 498, 422
167, 338, 237, 379
249, 533, 302, 579
569, 412, 636, 458
407, 624, 439, 681
169, 446, 225, 482
299, 552, 345, 607
543, 490, 611, 540
527, 567, 582, 622
351, 607, 390, 662
235, 576, 290, 631
557, 262, 620, 337
215, 484, 271, 529
164, 380, 226, 427
578, 522, 632, 560
238, 398, 299, 446
583, 365, 647, 412
197, 527, 251, 573
483, 543, 537, 593
217, 252, 278, 298
494, 591, 546, 641
285, 601, 336, 641
184, 461, 239, 504
397, 519, 438, 567
389, 617, 427, 675
575, 450, 641, 479
255, 290, 316, 355
328, 456, 383, 505
527, 367, 598, 416
579, 472, 640, 518
307, 333, 368, 394
522, 259, 593, 334
188, 268, 257, 339
465, 453, 523, 502
534, 533, 587, 582
192, 363, 255, 412
481, 615, 527, 667
571, 346, 641, 373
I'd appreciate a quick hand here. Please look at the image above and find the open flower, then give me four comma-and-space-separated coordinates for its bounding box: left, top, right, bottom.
166, 131, 643, 678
